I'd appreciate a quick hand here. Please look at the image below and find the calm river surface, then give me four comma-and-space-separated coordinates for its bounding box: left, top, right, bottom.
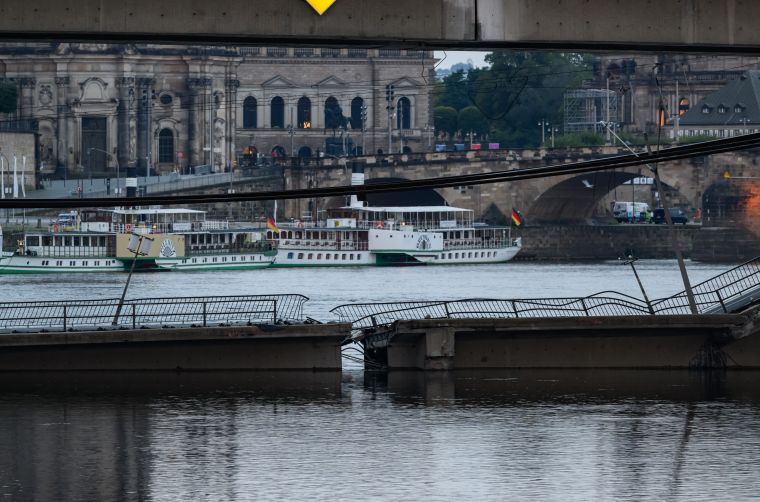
1, 261, 759, 501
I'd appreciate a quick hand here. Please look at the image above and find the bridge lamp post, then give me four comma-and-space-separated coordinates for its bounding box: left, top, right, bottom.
740, 117, 750, 135
537, 119, 549, 146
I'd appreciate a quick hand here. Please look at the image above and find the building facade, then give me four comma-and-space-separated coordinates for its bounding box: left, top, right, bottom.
0, 43, 436, 178
590, 54, 760, 135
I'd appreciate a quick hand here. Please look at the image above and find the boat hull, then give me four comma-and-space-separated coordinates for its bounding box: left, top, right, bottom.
154, 252, 275, 271
0, 255, 125, 273
270, 246, 521, 267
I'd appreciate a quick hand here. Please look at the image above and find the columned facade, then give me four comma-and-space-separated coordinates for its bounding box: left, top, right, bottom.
0, 43, 436, 177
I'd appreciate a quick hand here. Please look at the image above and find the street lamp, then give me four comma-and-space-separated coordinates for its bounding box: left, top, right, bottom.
537, 119, 549, 146
87, 148, 120, 196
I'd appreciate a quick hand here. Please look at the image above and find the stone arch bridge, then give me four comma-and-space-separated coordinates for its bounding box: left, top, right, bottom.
279, 147, 758, 223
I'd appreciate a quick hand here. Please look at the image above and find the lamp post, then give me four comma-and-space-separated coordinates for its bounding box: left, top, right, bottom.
537, 119, 548, 146
550, 127, 559, 148
621, 256, 654, 314
740, 116, 750, 135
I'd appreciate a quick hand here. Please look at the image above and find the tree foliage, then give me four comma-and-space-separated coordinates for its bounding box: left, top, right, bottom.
434, 51, 593, 147
457, 106, 489, 137
434, 106, 458, 139
0, 80, 17, 114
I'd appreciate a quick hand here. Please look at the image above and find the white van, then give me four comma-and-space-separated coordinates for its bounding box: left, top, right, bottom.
611, 201, 649, 222
56, 211, 77, 226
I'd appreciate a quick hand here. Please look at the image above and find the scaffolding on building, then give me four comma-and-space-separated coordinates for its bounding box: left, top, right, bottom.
564, 89, 619, 134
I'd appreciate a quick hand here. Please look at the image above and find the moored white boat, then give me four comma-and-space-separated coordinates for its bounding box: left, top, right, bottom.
0, 207, 275, 274
266, 204, 521, 267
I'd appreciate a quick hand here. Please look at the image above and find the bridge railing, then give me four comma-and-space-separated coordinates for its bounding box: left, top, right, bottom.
651, 257, 760, 314
330, 292, 652, 333
0, 294, 308, 333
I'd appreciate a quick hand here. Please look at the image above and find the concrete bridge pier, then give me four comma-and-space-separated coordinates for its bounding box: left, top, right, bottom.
368, 315, 757, 370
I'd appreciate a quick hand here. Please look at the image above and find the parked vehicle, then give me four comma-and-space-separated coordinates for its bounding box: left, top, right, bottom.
611, 201, 650, 223
653, 207, 688, 225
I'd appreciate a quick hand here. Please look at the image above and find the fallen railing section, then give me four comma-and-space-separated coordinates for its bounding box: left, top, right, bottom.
331, 292, 653, 334
0, 294, 308, 333
652, 257, 760, 314
332, 257, 760, 337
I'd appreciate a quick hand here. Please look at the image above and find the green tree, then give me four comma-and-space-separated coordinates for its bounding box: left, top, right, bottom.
433, 51, 593, 148
434, 106, 458, 139
553, 132, 605, 148
0, 80, 17, 114
457, 106, 489, 137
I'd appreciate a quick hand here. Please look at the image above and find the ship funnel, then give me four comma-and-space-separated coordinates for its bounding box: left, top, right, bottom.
349, 162, 365, 208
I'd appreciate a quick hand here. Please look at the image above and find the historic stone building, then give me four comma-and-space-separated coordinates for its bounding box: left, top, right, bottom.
590, 53, 760, 134
0, 43, 435, 178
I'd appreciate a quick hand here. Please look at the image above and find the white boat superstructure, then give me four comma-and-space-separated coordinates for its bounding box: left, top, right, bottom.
0, 207, 275, 274
266, 204, 521, 267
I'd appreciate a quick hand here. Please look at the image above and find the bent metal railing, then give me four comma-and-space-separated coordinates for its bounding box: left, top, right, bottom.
331, 257, 760, 335
651, 257, 760, 314
0, 294, 308, 333
331, 292, 653, 333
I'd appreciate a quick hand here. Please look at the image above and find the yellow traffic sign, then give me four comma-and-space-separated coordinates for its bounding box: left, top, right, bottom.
305, 0, 336, 15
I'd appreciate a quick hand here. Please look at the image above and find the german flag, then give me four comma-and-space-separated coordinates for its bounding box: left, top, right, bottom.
266, 217, 280, 233
511, 208, 523, 227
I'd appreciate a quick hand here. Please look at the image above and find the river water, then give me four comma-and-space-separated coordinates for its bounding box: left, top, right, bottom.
1, 261, 759, 500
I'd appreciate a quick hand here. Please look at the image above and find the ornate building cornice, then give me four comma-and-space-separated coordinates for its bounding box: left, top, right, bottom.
116, 77, 136, 88
54, 76, 70, 87
188, 77, 213, 89
225, 79, 240, 89
19, 78, 36, 88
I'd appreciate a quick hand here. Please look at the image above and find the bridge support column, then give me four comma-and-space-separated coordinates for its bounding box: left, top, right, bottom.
423, 326, 456, 370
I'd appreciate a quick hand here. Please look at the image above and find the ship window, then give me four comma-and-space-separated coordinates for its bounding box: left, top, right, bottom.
232, 257, 236, 261
350, 254, 354, 260
325, 254, 331, 259
298, 253, 304, 259
64, 237, 72, 246
308, 253, 313, 259
342, 254, 347, 260
288, 252, 294, 259
455, 253, 459, 259
317, 254, 322, 259
203, 258, 207, 263
70, 261, 75, 266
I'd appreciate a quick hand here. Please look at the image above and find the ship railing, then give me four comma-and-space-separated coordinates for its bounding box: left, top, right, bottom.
28, 246, 112, 258
0, 294, 309, 333
443, 239, 512, 250
278, 240, 368, 251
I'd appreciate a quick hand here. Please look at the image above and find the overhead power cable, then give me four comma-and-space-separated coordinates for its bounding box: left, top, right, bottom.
1, 133, 759, 209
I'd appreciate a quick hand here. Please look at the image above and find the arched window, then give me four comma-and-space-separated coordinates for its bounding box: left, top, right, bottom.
351, 97, 364, 129
325, 96, 343, 129
158, 128, 174, 163
271, 96, 284, 128
243, 96, 257, 128
397, 97, 411, 129
297, 97, 312, 129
